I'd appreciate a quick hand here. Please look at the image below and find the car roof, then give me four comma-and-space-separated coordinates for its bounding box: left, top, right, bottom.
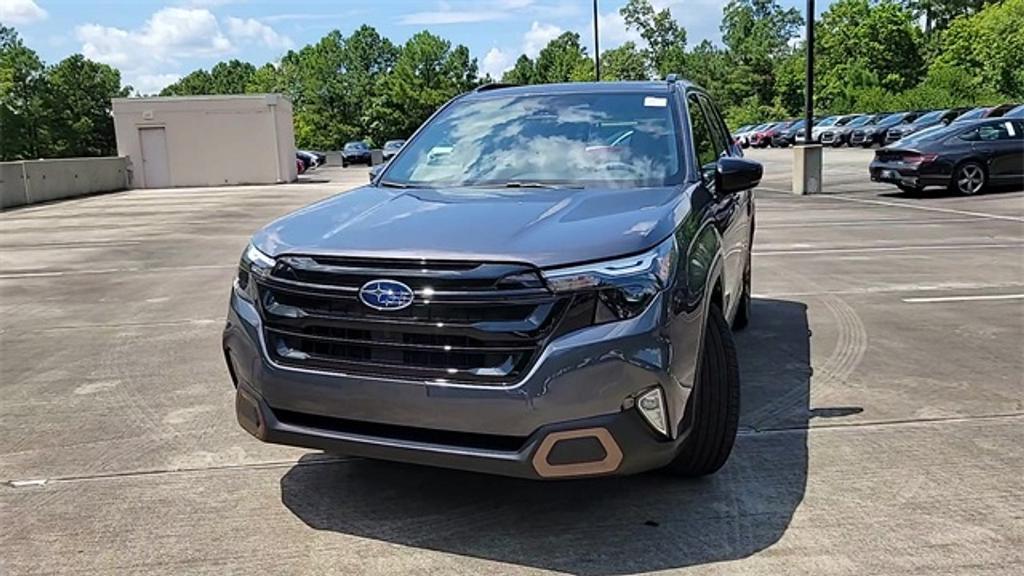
464, 81, 685, 100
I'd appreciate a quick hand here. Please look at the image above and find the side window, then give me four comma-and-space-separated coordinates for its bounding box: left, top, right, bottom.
958, 128, 980, 142
687, 93, 717, 182
698, 94, 733, 158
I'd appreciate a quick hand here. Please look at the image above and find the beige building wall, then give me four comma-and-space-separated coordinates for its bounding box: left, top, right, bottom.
112, 94, 297, 189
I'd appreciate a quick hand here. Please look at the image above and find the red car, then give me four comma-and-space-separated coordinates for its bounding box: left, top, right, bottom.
749, 121, 792, 148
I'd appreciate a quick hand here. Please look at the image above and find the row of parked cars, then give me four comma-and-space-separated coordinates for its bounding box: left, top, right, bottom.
340, 139, 408, 167
735, 104, 1024, 150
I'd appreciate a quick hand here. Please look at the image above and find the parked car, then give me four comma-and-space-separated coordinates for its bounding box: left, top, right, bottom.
224, 79, 763, 480
809, 114, 858, 143
382, 139, 406, 161
341, 141, 372, 167
731, 124, 753, 146
735, 123, 768, 148
1003, 104, 1024, 118
870, 117, 1024, 195
296, 150, 321, 171
771, 119, 816, 147
815, 114, 864, 145
885, 108, 966, 144
952, 104, 1017, 123
849, 111, 921, 147
820, 114, 877, 147
749, 121, 785, 148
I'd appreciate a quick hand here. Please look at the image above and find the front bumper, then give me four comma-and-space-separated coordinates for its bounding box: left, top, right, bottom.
223, 290, 697, 479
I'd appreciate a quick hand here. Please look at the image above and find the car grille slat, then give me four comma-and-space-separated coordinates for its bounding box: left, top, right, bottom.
257, 256, 568, 385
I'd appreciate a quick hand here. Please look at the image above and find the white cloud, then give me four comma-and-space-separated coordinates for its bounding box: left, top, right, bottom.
399, 0, 540, 25
522, 21, 562, 58
131, 73, 184, 95
0, 0, 48, 24
481, 47, 513, 79
76, 8, 233, 69
597, 10, 642, 50
226, 17, 293, 49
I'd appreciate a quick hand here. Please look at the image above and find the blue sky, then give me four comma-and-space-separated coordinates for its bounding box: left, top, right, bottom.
4, 0, 830, 94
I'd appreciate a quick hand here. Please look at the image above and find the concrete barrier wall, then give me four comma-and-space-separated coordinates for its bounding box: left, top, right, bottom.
1, 157, 130, 210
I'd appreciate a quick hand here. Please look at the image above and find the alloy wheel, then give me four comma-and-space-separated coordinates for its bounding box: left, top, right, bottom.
957, 164, 985, 195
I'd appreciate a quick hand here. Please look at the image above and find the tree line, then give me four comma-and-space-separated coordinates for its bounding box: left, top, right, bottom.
2, 0, 1021, 160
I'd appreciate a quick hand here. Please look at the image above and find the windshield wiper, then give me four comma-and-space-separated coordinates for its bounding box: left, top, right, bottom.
501, 181, 583, 189
378, 180, 409, 189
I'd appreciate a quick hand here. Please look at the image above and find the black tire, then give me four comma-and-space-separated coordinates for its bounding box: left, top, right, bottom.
950, 160, 986, 195
732, 261, 751, 330
665, 303, 740, 477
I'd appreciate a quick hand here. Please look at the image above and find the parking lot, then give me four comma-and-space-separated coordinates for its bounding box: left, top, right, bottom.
2, 154, 1022, 575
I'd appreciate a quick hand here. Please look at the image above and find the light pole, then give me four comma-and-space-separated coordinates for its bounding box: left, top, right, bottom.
793, 0, 821, 195
593, 0, 601, 80
804, 0, 815, 144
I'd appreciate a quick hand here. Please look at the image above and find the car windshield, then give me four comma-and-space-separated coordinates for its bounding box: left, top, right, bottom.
896, 123, 955, 145
913, 110, 945, 124
789, 120, 805, 130
384, 140, 404, 149
381, 91, 683, 188
816, 116, 838, 127
836, 116, 859, 126
877, 113, 905, 125
1005, 105, 1024, 118
955, 108, 987, 121
345, 142, 368, 150
847, 116, 873, 127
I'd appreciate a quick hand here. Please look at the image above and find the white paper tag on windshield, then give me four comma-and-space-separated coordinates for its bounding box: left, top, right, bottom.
1006, 121, 1017, 136
644, 96, 667, 108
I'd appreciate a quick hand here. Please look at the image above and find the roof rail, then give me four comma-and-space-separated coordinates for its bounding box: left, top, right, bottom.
665, 74, 678, 84
474, 83, 518, 93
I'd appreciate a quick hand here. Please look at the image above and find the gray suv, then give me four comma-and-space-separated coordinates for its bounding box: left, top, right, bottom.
223, 79, 762, 480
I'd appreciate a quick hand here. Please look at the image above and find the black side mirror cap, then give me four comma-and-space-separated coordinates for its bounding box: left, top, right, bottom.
716, 157, 763, 195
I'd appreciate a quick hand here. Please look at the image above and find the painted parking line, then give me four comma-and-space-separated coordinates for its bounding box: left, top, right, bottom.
807, 192, 1024, 223
902, 293, 1024, 304
758, 217, 987, 229
753, 242, 1023, 256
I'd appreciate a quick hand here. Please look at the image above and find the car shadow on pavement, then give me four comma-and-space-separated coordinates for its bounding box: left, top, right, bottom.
280, 298, 816, 575
879, 183, 1024, 199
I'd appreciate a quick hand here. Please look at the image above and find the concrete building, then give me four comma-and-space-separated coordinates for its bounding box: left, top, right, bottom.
112, 94, 297, 189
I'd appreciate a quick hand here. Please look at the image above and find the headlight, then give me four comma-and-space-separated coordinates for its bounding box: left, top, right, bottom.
235, 243, 276, 302
543, 237, 677, 322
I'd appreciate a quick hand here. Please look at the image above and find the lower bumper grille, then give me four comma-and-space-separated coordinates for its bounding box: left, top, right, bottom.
256, 256, 579, 385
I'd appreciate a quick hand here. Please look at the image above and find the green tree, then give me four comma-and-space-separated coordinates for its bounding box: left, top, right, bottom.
1, 25, 46, 159
685, 40, 729, 97
160, 70, 213, 96
42, 54, 130, 157
601, 42, 649, 81
929, 0, 1024, 100
620, 0, 686, 77
816, 0, 924, 99
501, 55, 536, 84
534, 32, 589, 84
367, 31, 479, 143
720, 0, 803, 110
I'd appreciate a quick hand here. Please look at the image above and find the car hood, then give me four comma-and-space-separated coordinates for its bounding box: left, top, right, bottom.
251, 184, 692, 268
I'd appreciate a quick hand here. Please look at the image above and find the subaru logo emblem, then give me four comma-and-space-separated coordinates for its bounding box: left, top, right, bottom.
359, 279, 414, 311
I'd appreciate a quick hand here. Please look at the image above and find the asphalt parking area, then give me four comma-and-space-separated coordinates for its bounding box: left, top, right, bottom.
1, 159, 1022, 575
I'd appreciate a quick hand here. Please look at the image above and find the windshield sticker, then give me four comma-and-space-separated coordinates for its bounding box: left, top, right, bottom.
644, 96, 667, 108
1006, 122, 1017, 137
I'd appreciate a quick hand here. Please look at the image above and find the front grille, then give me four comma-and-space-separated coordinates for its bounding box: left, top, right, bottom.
850, 130, 865, 143
820, 131, 835, 143
256, 255, 580, 385
885, 129, 903, 142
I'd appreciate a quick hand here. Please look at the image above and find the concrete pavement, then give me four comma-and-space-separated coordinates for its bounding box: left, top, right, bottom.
1, 157, 1022, 575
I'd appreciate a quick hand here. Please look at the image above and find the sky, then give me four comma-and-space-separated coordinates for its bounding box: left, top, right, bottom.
2, 0, 832, 95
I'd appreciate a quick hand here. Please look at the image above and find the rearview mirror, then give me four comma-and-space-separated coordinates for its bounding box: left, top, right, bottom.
716, 157, 763, 195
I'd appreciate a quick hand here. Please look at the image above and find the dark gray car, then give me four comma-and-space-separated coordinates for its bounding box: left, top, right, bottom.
223, 80, 762, 480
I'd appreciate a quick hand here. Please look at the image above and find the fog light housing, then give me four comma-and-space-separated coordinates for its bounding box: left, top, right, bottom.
637, 387, 668, 437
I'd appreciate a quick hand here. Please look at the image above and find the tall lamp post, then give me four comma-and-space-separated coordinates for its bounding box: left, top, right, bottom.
593, 0, 601, 80
793, 0, 822, 194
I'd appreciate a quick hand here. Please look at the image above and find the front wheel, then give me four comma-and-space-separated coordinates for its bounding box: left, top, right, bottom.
664, 304, 740, 477
951, 161, 986, 195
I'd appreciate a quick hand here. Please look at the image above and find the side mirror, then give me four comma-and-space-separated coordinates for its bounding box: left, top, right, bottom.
368, 163, 385, 183
716, 157, 762, 195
